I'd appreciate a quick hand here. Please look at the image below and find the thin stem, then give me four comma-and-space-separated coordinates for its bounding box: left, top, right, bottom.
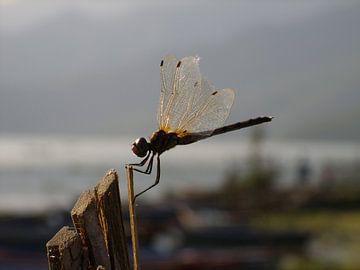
125, 165, 140, 270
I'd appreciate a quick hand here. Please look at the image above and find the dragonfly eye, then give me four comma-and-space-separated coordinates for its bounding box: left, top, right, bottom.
132, 137, 149, 157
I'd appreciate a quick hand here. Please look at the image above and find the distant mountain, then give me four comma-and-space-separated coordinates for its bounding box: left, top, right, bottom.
1, 2, 359, 140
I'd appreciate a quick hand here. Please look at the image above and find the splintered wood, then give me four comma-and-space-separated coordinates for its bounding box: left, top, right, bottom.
46, 169, 130, 270
95, 170, 130, 269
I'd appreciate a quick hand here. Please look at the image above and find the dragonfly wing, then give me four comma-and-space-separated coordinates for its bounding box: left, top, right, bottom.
179, 77, 235, 136
158, 55, 234, 137
158, 55, 178, 128
159, 55, 202, 133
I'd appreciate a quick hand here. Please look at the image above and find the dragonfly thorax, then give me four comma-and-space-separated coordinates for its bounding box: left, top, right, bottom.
150, 130, 179, 155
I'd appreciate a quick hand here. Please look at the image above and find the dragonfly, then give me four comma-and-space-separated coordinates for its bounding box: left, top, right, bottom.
129, 55, 272, 200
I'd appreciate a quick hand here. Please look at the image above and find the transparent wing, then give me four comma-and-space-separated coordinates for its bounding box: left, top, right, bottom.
158, 55, 235, 136
158, 55, 201, 132
158, 55, 178, 128
178, 79, 235, 136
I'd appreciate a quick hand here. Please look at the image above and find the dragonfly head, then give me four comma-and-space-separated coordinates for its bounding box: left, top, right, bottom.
132, 137, 149, 157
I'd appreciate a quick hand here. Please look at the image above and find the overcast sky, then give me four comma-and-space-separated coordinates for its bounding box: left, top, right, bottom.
1, 1, 359, 140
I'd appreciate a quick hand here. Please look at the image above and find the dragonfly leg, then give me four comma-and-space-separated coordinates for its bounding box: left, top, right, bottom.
128, 151, 151, 167
134, 154, 161, 201
133, 153, 154, 174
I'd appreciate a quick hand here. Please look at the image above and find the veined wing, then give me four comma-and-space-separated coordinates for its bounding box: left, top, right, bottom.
158, 55, 178, 129
158, 55, 201, 134
178, 79, 234, 136
158, 55, 234, 137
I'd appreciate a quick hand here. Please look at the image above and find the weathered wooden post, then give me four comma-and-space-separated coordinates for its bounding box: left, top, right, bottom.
46, 169, 130, 270
47, 226, 85, 270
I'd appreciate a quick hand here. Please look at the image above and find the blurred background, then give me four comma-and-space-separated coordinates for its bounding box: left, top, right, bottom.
1, 1, 360, 269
